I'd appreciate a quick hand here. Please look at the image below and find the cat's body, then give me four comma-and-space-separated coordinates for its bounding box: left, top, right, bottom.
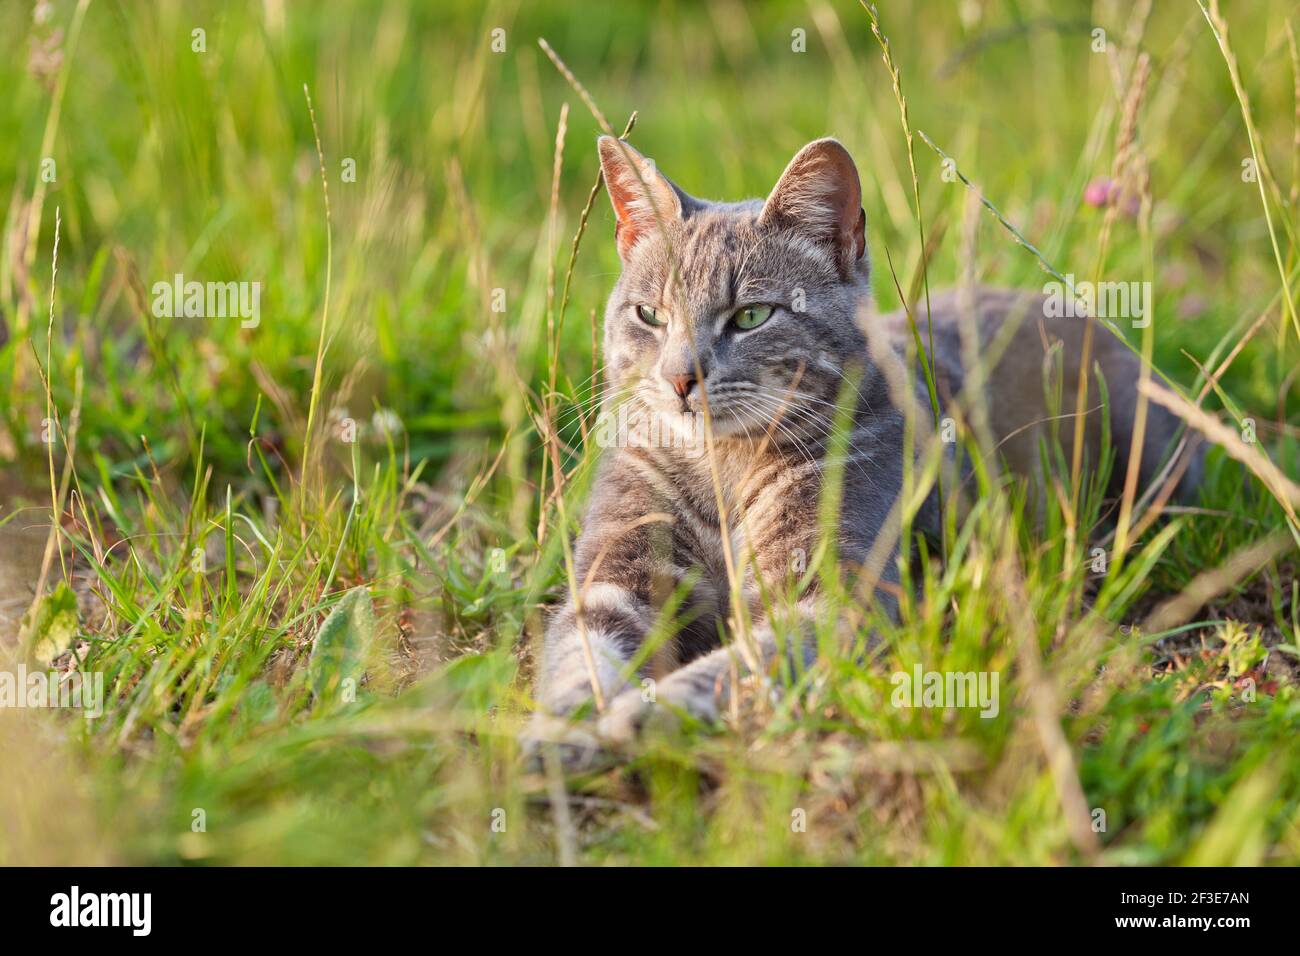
527, 138, 1199, 755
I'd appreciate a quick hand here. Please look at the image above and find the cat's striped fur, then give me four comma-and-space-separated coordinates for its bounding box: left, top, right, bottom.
525, 137, 1200, 759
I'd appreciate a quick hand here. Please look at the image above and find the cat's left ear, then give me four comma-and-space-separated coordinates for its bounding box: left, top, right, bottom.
760, 138, 867, 276
598, 136, 695, 260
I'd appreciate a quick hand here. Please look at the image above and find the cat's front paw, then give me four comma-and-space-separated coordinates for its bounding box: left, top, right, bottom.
594, 690, 656, 744
519, 714, 606, 773
596, 684, 699, 744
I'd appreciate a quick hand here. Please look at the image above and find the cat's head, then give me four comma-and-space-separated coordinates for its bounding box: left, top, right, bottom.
597, 136, 872, 444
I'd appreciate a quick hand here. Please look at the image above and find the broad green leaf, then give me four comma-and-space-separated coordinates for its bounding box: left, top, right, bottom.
20, 582, 80, 664
307, 587, 375, 709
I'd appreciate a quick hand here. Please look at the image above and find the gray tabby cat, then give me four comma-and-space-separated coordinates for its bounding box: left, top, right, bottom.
526, 136, 1199, 758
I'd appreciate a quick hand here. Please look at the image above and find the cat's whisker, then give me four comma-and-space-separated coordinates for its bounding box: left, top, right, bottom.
731, 396, 811, 463
744, 379, 858, 416
822, 364, 878, 417
726, 381, 850, 422
550, 382, 640, 425
737, 392, 822, 470
733, 386, 835, 438
739, 390, 884, 490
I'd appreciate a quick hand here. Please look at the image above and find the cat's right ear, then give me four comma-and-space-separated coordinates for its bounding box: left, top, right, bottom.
760, 138, 867, 277
598, 136, 689, 259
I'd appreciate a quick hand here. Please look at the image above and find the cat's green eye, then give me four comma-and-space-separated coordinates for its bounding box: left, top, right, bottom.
635, 305, 665, 327
732, 304, 774, 330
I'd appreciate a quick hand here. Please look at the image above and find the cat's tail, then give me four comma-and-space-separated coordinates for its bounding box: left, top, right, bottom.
1108, 376, 1206, 506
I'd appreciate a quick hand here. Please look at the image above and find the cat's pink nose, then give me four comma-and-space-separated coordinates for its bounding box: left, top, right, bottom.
666, 373, 696, 398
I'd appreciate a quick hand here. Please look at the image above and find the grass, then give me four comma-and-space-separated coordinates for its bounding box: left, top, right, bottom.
1, 0, 1298, 865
